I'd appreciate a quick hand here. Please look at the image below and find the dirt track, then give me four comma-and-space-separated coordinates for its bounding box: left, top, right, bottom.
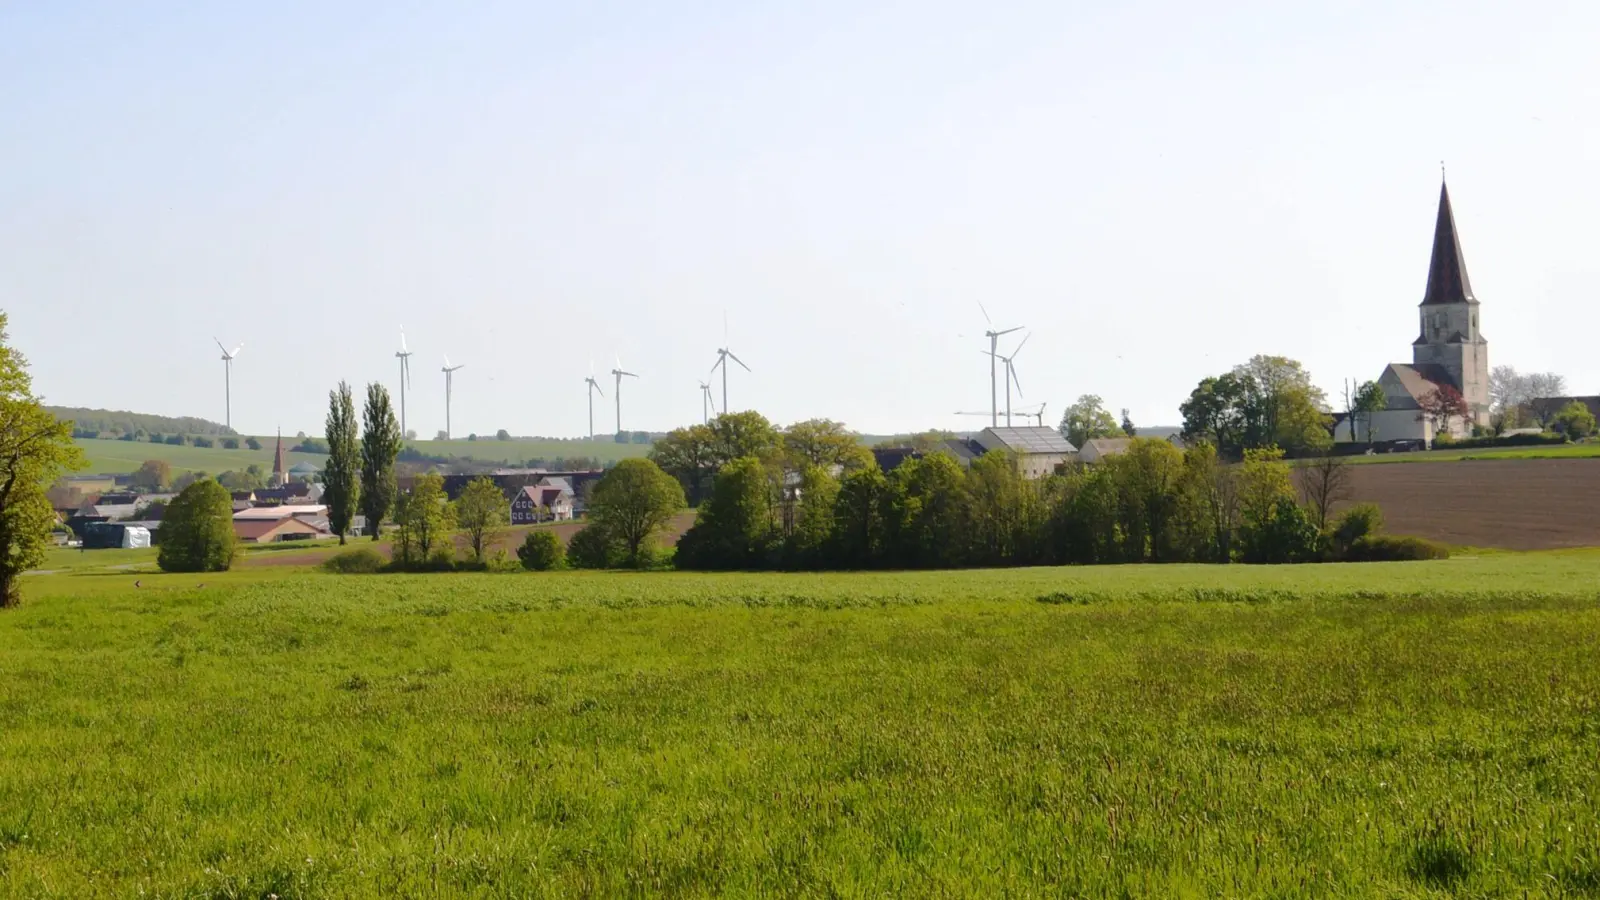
1339, 459, 1600, 550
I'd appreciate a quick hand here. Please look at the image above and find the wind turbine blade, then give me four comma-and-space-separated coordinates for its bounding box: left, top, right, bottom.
997, 325, 1023, 337
214, 337, 228, 355
728, 351, 750, 372
444, 353, 451, 369
710, 356, 723, 374
977, 301, 992, 325
1011, 332, 1031, 357
1009, 363, 1024, 398
231, 343, 244, 358
400, 328, 409, 353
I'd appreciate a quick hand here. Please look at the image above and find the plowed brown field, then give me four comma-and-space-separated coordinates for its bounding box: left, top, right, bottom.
1340, 459, 1600, 550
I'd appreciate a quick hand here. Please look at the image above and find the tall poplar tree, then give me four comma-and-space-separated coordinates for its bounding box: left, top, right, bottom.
0, 312, 85, 607
359, 383, 402, 541
323, 381, 360, 545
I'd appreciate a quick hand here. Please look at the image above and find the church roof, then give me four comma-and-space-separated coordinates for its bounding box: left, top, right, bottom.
1422, 180, 1476, 306
1385, 363, 1457, 401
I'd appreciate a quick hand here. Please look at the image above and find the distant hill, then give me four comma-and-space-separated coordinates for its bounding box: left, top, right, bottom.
48, 407, 235, 438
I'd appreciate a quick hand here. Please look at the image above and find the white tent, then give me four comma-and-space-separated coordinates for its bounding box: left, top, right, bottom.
121, 526, 151, 549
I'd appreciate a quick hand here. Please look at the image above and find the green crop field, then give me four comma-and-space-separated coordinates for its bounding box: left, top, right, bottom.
71, 437, 327, 476
6, 556, 1600, 896
1342, 441, 1600, 465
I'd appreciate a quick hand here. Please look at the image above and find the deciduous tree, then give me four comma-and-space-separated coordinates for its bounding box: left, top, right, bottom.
0, 314, 85, 606
1417, 384, 1470, 440
323, 381, 360, 545
1352, 381, 1386, 446
783, 419, 870, 471
157, 480, 236, 573
453, 476, 508, 563
360, 383, 403, 541
588, 458, 685, 566
1060, 395, 1123, 449
1551, 401, 1597, 439
1294, 452, 1352, 533
393, 472, 453, 567
133, 459, 172, 491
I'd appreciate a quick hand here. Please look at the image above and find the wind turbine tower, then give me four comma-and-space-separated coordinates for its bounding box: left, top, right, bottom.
213, 338, 243, 430
983, 332, 1030, 426
710, 346, 750, 415
395, 329, 415, 438
441, 354, 465, 440
584, 367, 605, 440
699, 381, 717, 424
611, 359, 639, 435
978, 303, 1023, 427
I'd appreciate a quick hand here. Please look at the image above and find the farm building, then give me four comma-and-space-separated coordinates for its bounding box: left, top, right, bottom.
1078, 437, 1133, 464
973, 427, 1077, 479
232, 504, 334, 543
1336, 178, 1490, 446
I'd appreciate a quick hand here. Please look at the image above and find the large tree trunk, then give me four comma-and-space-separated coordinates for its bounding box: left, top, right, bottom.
0, 572, 18, 609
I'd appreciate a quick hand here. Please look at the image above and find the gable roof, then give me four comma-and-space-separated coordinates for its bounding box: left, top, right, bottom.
978, 427, 1077, 455
233, 504, 327, 520
1422, 180, 1476, 306
1083, 437, 1133, 456
1384, 363, 1457, 402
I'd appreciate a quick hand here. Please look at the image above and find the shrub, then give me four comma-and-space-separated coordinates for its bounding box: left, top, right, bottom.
1551, 401, 1597, 440
157, 480, 237, 572
1346, 534, 1451, 562
1238, 497, 1320, 564
568, 524, 622, 569
321, 546, 386, 574
1328, 503, 1384, 559
517, 530, 566, 571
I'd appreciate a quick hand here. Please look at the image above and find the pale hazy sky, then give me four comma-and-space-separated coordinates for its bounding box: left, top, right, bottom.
3, 1, 1597, 437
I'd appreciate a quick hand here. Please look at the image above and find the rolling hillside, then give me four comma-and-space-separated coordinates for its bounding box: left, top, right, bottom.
72, 438, 326, 475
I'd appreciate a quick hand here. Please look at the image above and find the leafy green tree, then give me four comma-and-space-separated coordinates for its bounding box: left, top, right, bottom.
453, 476, 508, 563
709, 411, 782, 468
964, 450, 1030, 567
785, 464, 841, 567
1182, 357, 1331, 457
157, 480, 236, 573
1109, 438, 1188, 562
675, 456, 777, 570
245, 436, 262, 451
884, 452, 968, 568
649, 424, 717, 505
1551, 401, 1597, 439
784, 419, 870, 471
827, 464, 889, 568
323, 381, 360, 545
496, 429, 511, 441
567, 524, 622, 569
360, 383, 403, 542
220, 437, 240, 450
1060, 394, 1124, 448
1120, 408, 1137, 437
1234, 447, 1313, 562
1351, 381, 1387, 446
588, 458, 685, 566
0, 313, 86, 606
133, 459, 172, 491
517, 530, 565, 570
393, 472, 453, 568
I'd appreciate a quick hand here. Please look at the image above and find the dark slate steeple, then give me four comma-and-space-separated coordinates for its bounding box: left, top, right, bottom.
1422, 179, 1476, 306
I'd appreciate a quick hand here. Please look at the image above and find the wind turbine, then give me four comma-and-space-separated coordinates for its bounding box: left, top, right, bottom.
978, 303, 1023, 427
699, 381, 717, 424
611, 357, 638, 435
213, 338, 243, 430
441, 354, 465, 440
1017, 403, 1048, 427
395, 328, 414, 438
982, 332, 1030, 426
710, 347, 750, 415
584, 364, 605, 440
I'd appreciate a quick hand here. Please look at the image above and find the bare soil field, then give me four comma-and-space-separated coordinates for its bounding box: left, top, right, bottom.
1340, 458, 1600, 550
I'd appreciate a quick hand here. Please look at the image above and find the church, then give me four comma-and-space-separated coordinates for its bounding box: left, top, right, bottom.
1337, 179, 1490, 445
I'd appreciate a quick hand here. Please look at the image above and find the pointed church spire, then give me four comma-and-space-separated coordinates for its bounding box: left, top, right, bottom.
1422, 178, 1476, 306
272, 428, 286, 487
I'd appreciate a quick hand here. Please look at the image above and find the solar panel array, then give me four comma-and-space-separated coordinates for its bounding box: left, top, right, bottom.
985, 427, 1076, 454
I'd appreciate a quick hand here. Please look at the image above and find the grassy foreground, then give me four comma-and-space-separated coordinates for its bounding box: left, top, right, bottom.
5, 559, 1600, 896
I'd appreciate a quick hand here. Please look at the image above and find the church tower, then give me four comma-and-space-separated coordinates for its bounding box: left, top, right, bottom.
1412, 179, 1490, 427
270, 429, 287, 488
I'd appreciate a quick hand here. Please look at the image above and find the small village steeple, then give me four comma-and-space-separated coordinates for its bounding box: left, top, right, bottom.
1421, 177, 1476, 307
271, 428, 286, 488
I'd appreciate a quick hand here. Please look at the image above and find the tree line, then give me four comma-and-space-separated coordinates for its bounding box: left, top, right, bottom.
48, 407, 237, 439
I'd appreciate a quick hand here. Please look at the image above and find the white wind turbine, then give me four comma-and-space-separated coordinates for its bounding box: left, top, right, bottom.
983, 332, 1030, 426
395, 328, 415, 438
699, 381, 717, 424
978, 302, 1024, 427
611, 356, 639, 435
213, 337, 243, 430
441, 354, 465, 440
584, 363, 605, 440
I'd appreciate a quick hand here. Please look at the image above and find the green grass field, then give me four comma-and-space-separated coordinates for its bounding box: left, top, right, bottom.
401, 437, 651, 466
1342, 441, 1600, 465
6, 556, 1600, 896
71, 437, 327, 476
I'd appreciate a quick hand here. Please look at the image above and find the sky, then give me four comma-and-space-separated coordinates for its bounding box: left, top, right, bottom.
3, 0, 1597, 438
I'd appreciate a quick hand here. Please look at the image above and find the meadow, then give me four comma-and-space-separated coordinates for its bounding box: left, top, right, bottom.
71, 438, 326, 476
5, 557, 1600, 896
1342, 441, 1600, 465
